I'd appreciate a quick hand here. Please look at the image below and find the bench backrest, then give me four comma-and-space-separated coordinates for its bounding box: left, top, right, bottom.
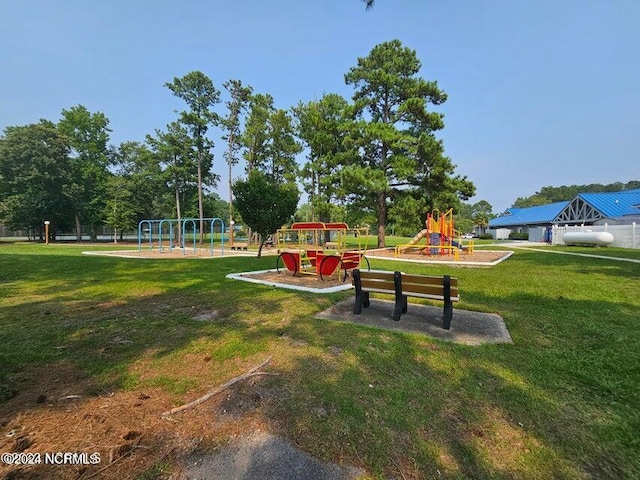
400, 273, 459, 301
353, 270, 397, 295
353, 270, 459, 301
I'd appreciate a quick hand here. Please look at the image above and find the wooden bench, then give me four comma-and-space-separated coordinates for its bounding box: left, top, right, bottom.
230, 243, 248, 251
352, 269, 459, 330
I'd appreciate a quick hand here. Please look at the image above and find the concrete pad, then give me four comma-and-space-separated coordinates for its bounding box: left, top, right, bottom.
316, 298, 512, 346
179, 430, 364, 480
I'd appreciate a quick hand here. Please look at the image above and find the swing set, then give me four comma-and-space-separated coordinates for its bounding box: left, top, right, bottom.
137, 217, 226, 256
275, 222, 370, 281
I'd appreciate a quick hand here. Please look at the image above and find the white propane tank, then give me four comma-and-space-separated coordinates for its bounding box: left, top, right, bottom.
562, 231, 614, 246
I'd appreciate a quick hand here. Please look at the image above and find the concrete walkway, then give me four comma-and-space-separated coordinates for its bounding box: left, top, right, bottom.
491, 242, 640, 264
178, 431, 364, 480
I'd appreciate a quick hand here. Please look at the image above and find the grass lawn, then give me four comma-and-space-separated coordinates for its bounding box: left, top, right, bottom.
0, 242, 638, 479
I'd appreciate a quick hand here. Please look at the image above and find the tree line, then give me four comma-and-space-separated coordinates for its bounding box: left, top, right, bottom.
0, 40, 478, 248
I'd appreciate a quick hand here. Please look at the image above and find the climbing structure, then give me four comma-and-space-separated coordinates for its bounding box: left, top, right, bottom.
395, 208, 473, 259
275, 222, 370, 281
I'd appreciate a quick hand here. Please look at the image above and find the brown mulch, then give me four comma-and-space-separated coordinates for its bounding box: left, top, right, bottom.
0, 362, 273, 479
247, 270, 350, 289
365, 247, 510, 264
86, 248, 261, 259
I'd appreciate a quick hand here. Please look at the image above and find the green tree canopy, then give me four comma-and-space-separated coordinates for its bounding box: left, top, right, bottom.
58, 104, 112, 241
0, 121, 74, 236
111, 141, 165, 223
512, 181, 640, 208
222, 79, 253, 236
146, 122, 200, 238
232, 171, 299, 257
165, 71, 220, 243
242, 93, 274, 173
294, 93, 352, 223
104, 174, 136, 242
342, 39, 474, 247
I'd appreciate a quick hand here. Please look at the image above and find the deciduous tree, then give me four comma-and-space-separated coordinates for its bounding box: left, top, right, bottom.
232, 171, 299, 257
104, 175, 136, 243
58, 105, 112, 241
110, 141, 166, 236
147, 123, 199, 242
471, 200, 493, 235
0, 121, 74, 237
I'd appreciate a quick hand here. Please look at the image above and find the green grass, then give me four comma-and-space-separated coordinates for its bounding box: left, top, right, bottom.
0, 242, 639, 479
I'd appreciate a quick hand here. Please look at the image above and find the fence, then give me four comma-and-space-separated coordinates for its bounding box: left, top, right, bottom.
0, 224, 137, 242
552, 223, 638, 249
0, 225, 30, 240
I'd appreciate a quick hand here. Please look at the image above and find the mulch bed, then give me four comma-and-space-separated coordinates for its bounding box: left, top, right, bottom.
244, 270, 350, 289
365, 247, 510, 264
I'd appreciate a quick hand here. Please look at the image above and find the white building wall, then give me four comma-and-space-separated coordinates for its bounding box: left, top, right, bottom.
487, 228, 512, 240
528, 227, 546, 243
552, 223, 638, 249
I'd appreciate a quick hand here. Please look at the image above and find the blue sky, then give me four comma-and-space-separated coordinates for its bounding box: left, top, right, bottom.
2, 0, 638, 214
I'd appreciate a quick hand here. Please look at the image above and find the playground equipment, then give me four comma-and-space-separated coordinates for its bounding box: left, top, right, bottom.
275, 222, 370, 281
137, 218, 226, 256
395, 208, 474, 260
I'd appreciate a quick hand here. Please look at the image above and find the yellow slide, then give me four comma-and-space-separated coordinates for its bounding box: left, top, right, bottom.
407, 229, 428, 245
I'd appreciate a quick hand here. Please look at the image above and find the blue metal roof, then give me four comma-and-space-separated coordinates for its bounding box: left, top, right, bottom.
489, 201, 569, 227
577, 189, 640, 218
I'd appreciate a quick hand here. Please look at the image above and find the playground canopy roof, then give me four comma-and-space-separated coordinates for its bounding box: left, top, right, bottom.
489, 188, 640, 228
288, 222, 349, 230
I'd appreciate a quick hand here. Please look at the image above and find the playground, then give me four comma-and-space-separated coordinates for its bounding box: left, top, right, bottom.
1, 240, 639, 479
274, 222, 369, 280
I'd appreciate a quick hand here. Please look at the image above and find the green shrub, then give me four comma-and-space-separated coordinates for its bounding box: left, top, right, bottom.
509, 232, 529, 240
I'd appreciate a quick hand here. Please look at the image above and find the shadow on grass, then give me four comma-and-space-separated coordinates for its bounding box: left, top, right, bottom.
1, 247, 638, 479
257, 285, 640, 479
0, 254, 278, 395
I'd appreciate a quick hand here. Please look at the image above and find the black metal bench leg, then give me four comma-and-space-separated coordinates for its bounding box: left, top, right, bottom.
353, 269, 364, 314
363, 291, 370, 308
392, 271, 404, 321
442, 275, 452, 330
443, 300, 452, 330
393, 295, 406, 321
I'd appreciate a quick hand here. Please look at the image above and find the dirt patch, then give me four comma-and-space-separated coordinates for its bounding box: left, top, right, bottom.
0, 362, 288, 479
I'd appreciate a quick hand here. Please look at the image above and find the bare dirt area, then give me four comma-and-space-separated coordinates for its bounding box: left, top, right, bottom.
365, 247, 512, 265
0, 360, 318, 480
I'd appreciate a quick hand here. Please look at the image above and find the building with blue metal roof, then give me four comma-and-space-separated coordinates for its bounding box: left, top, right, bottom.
488, 188, 640, 242
489, 202, 569, 229
555, 188, 640, 225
